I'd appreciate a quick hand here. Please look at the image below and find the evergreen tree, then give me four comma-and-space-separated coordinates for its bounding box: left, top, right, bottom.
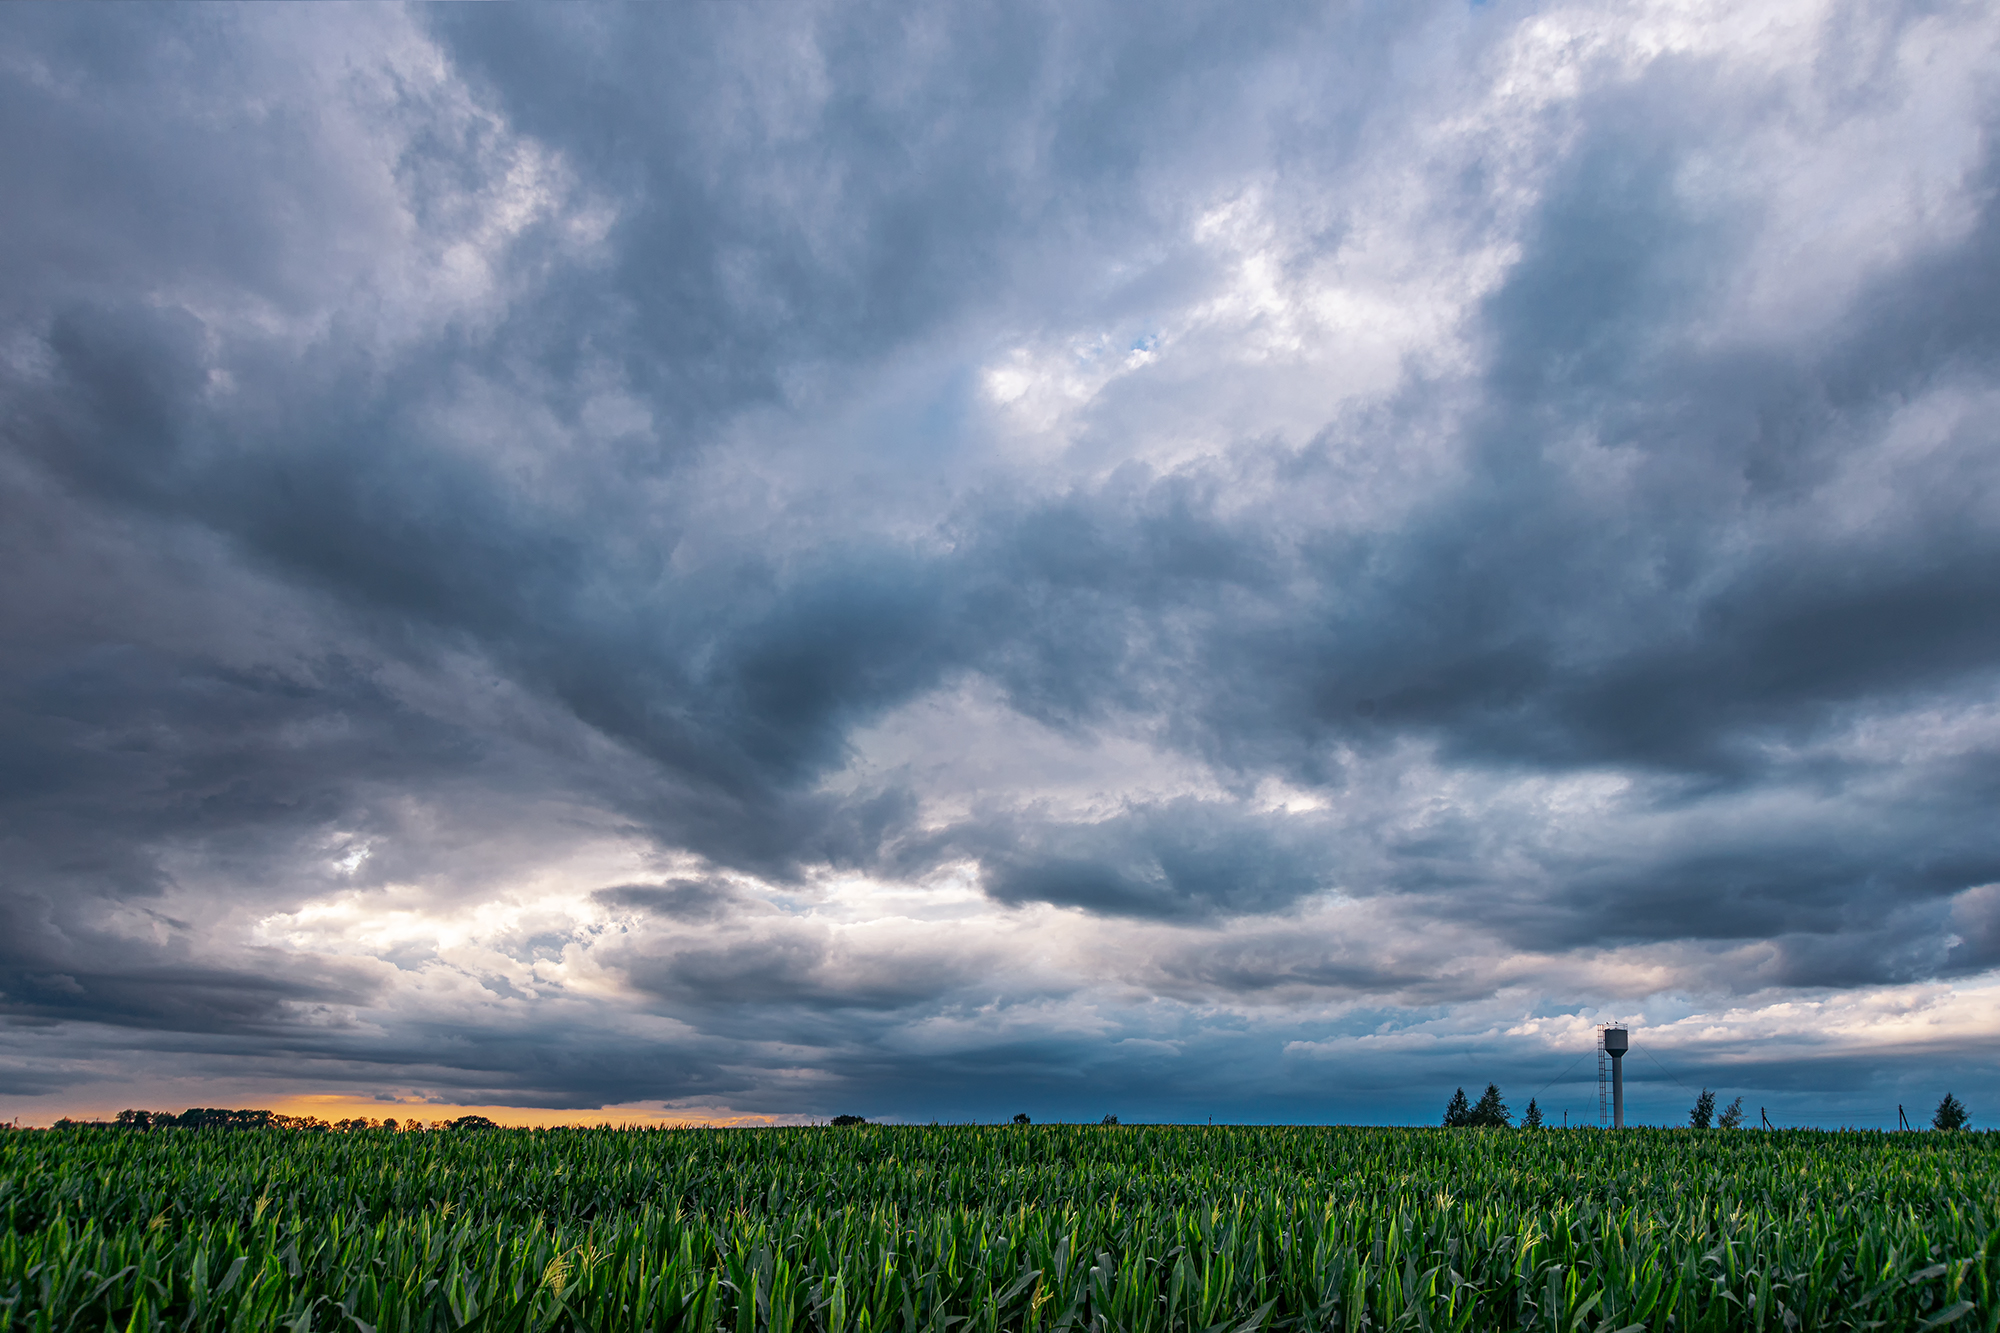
1717, 1096, 1745, 1129
1442, 1087, 1472, 1127
1934, 1092, 1970, 1130
1688, 1088, 1716, 1129
1470, 1083, 1511, 1127
1522, 1097, 1543, 1129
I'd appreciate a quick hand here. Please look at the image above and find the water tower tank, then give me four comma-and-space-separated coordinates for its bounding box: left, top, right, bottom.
1603, 1025, 1628, 1127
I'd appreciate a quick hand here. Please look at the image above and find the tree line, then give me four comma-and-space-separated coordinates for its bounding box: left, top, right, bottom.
1443, 1085, 1538, 1127
1445, 1085, 1974, 1129
41, 1108, 501, 1132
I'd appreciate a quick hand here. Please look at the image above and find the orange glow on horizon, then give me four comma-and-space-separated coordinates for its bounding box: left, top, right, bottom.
18, 1092, 818, 1130
262, 1094, 808, 1128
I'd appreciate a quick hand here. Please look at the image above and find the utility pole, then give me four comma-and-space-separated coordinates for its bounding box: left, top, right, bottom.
1898, 1104, 1912, 1132
1761, 1107, 1774, 1130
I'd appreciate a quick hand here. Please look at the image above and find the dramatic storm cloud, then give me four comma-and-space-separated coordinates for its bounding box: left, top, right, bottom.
4, 0, 1999, 1127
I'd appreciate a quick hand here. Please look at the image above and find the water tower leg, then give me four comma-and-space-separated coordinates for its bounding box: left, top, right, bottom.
1611, 1054, 1624, 1128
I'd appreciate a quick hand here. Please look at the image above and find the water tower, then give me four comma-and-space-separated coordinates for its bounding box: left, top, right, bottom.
1597, 1025, 1629, 1128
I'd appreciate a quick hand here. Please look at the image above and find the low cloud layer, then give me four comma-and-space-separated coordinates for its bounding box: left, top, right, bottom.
3, 0, 1999, 1126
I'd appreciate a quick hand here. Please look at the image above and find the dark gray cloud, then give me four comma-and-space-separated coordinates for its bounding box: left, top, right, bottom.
3, 0, 1999, 1127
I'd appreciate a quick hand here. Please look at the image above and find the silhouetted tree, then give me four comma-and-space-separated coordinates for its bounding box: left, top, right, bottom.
1934, 1093, 1970, 1130
1689, 1088, 1716, 1129
1100, 1114, 1119, 1125
1522, 1098, 1543, 1129
1012, 1112, 1031, 1125
1717, 1096, 1745, 1129
1442, 1087, 1472, 1127
1470, 1083, 1511, 1128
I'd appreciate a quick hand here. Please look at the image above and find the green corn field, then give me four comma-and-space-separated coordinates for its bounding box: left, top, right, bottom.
2, 1123, 1995, 1332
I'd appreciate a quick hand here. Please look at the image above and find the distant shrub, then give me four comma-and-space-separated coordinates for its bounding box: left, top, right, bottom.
830, 1115, 869, 1127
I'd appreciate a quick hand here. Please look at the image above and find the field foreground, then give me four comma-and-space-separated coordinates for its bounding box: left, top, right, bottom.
2, 1124, 1995, 1332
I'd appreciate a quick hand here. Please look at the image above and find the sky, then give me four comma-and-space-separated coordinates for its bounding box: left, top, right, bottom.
3, 0, 1999, 1130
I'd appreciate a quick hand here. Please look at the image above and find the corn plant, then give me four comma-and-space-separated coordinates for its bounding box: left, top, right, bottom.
1, 1123, 1994, 1331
